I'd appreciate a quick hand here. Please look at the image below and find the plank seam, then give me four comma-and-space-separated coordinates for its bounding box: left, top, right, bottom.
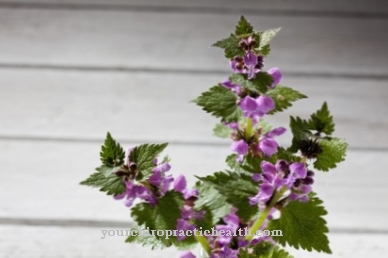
0, 2, 387, 20
1, 135, 387, 153
0, 63, 387, 81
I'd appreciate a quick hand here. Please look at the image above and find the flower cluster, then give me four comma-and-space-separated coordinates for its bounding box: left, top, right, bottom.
114, 148, 174, 207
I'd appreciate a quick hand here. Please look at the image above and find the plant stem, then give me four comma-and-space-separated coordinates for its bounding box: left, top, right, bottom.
195, 234, 211, 255
245, 187, 287, 241
245, 205, 271, 241
245, 117, 253, 140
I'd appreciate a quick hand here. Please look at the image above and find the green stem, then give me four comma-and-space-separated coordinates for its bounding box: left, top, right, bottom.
245, 206, 271, 241
245, 117, 253, 140
195, 234, 211, 254
245, 187, 287, 241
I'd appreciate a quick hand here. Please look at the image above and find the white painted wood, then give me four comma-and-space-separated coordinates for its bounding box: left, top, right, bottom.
0, 9, 387, 75
0, 70, 387, 148
0, 140, 387, 231
1, 0, 388, 14
0, 225, 387, 257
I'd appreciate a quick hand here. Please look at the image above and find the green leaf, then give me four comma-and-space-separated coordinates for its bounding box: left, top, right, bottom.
258, 44, 271, 56
194, 181, 232, 225
194, 85, 243, 122
239, 243, 294, 258
307, 102, 335, 135
275, 147, 302, 163
198, 172, 259, 222
257, 119, 272, 135
80, 169, 125, 195
229, 72, 273, 94
98, 164, 122, 177
257, 28, 281, 48
235, 16, 254, 36
131, 191, 184, 245
100, 132, 125, 167
314, 138, 348, 171
129, 143, 168, 180
289, 116, 310, 152
212, 34, 245, 58
238, 242, 273, 258
267, 86, 307, 114
268, 194, 331, 253
213, 123, 232, 138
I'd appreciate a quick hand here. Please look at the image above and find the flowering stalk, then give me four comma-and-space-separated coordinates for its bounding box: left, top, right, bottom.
246, 186, 287, 241
80, 16, 348, 258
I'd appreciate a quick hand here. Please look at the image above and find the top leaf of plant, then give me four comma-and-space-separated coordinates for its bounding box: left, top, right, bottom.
100, 132, 125, 167
308, 102, 335, 135
235, 16, 254, 36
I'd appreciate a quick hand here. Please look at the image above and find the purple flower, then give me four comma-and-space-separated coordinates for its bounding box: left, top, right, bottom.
244, 52, 260, 79
176, 219, 196, 241
221, 79, 241, 95
179, 251, 197, 258
230, 51, 262, 79
258, 127, 286, 157
148, 162, 173, 194
267, 67, 282, 88
239, 95, 275, 119
258, 138, 278, 157
181, 205, 205, 221
174, 174, 200, 199
114, 180, 156, 207
256, 95, 275, 115
230, 139, 249, 162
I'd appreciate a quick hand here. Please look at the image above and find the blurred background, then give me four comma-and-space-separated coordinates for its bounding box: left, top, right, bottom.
0, 0, 387, 257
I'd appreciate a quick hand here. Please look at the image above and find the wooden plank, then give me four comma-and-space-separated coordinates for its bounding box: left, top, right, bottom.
1, 0, 388, 14
0, 225, 387, 257
0, 9, 387, 76
0, 70, 387, 148
0, 140, 387, 231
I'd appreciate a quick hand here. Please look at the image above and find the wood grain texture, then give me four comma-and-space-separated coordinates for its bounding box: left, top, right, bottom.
1, 0, 388, 14
1, 140, 387, 231
0, 9, 387, 76
0, 70, 387, 148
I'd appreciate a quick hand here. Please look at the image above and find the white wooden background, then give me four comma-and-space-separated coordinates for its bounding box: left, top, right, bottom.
0, 0, 387, 257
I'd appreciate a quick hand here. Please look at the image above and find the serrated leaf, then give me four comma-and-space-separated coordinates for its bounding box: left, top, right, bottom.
98, 164, 122, 177
194, 182, 232, 225
268, 194, 331, 253
229, 73, 273, 94
131, 191, 184, 245
258, 28, 281, 48
198, 171, 259, 222
212, 34, 245, 58
307, 102, 335, 135
289, 116, 311, 152
100, 132, 125, 167
258, 44, 271, 56
314, 138, 348, 171
267, 86, 307, 114
80, 170, 125, 195
194, 85, 243, 122
213, 123, 232, 138
129, 143, 168, 180
235, 16, 254, 36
